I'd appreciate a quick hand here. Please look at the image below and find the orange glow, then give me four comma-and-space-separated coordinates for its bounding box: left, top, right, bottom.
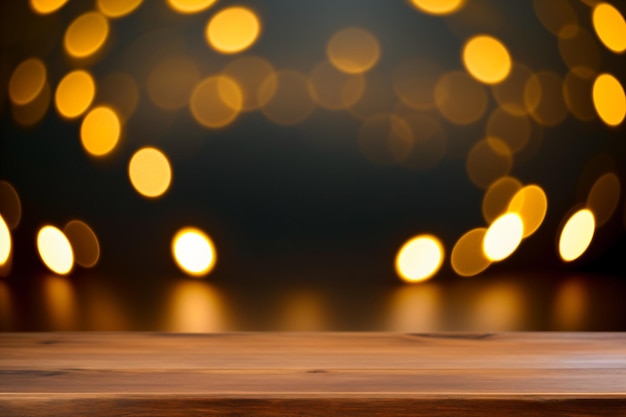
593, 3, 626, 53
483, 213, 524, 262
463, 35, 512, 84
0, 215, 11, 267
593, 73, 626, 126
172, 227, 217, 277
327, 28, 380, 74
80, 106, 121, 157
97, 0, 143, 18
279, 290, 328, 331
471, 283, 523, 330
410, 0, 464, 15
558, 26, 601, 79
563, 71, 596, 122
30, 0, 68, 14
64, 12, 109, 59
482, 176, 522, 224
43, 275, 77, 330
532, 0, 578, 36
387, 285, 442, 331
395, 235, 444, 283
0, 181, 22, 230
259, 71, 315, 126
190, 76, 243, 129
553, 278, 587, 330
167, 0, 216, 14
559, 209, 595, 262
451, 228, 491, 277
128, 147, 172, 198
11, 82, 51, 127
206, 7, 261, 54
9, 58, 46, 106
507, 185, 548, 238
222, 56, 276, 111
435, 71, 487, 125
491, 63, 534, 116
587, 173, 621, 227
308, 61, 365, 110
37, 226, 74, 275
63, 220, 100, 268
166, 281, 227, 332
55, 70, 96, 119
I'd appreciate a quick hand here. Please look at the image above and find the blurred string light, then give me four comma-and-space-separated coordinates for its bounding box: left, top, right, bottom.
190, 75, 243, 128
80, 106, 121, 157
507, 185, 548, 238
451, 228, 491, 277
482, 212, 524, 262
462, 35, 511, 84
167, 0, 216, 14
434, 71, 487, 125
128, 147, 173, 198
592, 2, 626, 53
586, 172, 621, 227
559, 209, 595, 262
9, 58, 46, 106
0, 215, 11, 267
221, 56, 277, 112
63, 220, 100, 268
409, 0, 465, 15
592, 73, 626, 126
64, 12, 109, 59
36, 226, 74, 275
171, 227, 217, 277
29, 0, 69, 15
54, 70, 96, 119
395, 235, 444, 283
308, 61, 365, 111
327, 28, 381, 74
97, 0, 143, 19
0, 181, 22, 230
206, 7, 261, 54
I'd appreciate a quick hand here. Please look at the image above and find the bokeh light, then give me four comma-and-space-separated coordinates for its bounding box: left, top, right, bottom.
80, 106, 121, 157
0, 215, 11, 267
462, 35, 511, 84
128, 147, 173, 198
147, 56, 200, 111
222, 56, 276, 112
54, 70, 96, 119
466, 138, 513, 189
507, 185, 548, 238
9, 58, 46, 106
63, 220, 100, 268
563, 70, 597, 122
190, 75, 243, 129
482, 176, 522, 224
206, 7, 261, 54
392, 58, 441, 110
451, 227, 491, 277
586, 173, 620, 228
36, 225, 74, 275
97, 0, 143, 18
592, 73, 626, 126
491, 63, 534, 116
0, 181, 22, 230
171, 227, 217, 277
532, 0, 577, 37
259, 71, 315, 126
64, 12, 110, 59
483, 213, 523, 262
559, 209, 595, 262
592, 3, 626, 54
409, 0, 465, 15
525, 71, 569, 126
558, 26, 602, 79
29, 0, 68, 15
327, 28, 380, 74
395, 235, 444, 284
308, 61, 365, 110
11, 81, 51, 127
435, 71, 487, 125
167, 0, 216, 14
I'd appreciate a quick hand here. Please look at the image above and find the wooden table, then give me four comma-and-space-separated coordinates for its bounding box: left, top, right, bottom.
0, 333, 625, 416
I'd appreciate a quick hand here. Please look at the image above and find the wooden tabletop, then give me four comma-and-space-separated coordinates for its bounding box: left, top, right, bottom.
0, 332, 625, 416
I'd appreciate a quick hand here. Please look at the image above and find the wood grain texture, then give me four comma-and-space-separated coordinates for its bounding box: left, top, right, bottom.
0, 332, 625, 416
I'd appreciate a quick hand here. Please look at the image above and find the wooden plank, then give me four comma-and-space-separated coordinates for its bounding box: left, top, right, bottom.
0, 333, 625, 416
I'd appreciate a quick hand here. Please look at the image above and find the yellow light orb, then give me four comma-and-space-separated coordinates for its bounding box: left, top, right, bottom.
55, 70, 96, 119
327, 28, 381, 74
395, 235, 444, 284
409, 0, 464, 15
190, 75, 243, 129
80, 106, 121, 157
593, 73, 625, 126
64, 12, 109, 59
0, 215, 11, 267
9, 58, 47, 106
559, 209, 595, 262
451, 228, 491, 277
483, 213, 524, 262
97, 0, 143, 18
30, 0, 69, 14
172, 228, 217, 277
507, 184, 548, 238
37, 226, 74, 275
206, 7, 260, 54
167, 0, 216, 14
463, 35, 512, 84
128, 147, 172, 198
63, 220, 100, 268
593, 3, 626, 53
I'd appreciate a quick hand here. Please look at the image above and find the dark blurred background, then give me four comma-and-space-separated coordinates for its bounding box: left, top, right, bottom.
1, 0, 625, 331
